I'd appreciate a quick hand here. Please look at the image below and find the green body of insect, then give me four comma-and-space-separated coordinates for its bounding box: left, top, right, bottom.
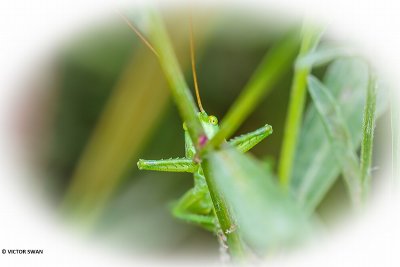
137, 111, 273, 231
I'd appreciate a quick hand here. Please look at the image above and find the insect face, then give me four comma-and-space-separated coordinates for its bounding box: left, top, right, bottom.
198, 112, 219, 139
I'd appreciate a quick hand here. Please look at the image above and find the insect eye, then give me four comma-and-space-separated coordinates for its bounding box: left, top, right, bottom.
208, 116, 218, 125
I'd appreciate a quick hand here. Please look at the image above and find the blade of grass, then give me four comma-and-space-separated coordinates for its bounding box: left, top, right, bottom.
201, 159, 246, 259
308, 76, 363, 206
204, 146, 311, 255
360, 73, 377, 197
147, 10, 245, 258
62, 46, 170, 221
278, 25, 323, 188
147, 10, 205, 146
200, 30, 301, 155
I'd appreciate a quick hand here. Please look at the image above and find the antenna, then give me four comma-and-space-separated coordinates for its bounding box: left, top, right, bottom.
116, 10, 159, 58
189, 16, 205, 113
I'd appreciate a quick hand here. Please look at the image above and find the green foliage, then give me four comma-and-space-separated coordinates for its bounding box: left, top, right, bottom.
307, 76, 362, 205
148, 10, 245, 256
61, 45, 172, 221
295, 45, 355, 69
278, 25, 323, 187
148, 10, 204, 144
291, 59, 369, 212
143, 11, 307, 259
203, 31, 300, 153
52, 7, 391, 262
205, 146, 310, 254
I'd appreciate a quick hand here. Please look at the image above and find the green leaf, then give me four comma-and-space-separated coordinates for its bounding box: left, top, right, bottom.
307, 76, 362, 205
295, 45, 355, 69
204, 146, 310, 254
291, 58, 369, 212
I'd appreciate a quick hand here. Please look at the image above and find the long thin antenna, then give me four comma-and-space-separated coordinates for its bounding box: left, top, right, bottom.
116, 10, 159, 58
189, 16, 205, 113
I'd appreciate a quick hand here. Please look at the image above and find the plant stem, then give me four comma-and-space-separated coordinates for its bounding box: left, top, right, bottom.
148, 10, 205, 147
202, 158, 246, 259
278, 25, 322, 188
148, 10, 245, 259
199, 31, 300, 155
360, 73, 377, 198
61, 46, 171, 222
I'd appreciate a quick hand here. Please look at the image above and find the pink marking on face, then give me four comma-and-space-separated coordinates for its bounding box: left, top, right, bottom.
198, 134, 208, 147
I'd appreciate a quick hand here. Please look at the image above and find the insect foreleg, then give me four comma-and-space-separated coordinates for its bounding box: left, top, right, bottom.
228, 124, 273, 153
137, 158, 196, 173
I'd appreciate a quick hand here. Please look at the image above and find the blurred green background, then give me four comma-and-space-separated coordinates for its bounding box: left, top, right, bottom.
33, 8, 391, 258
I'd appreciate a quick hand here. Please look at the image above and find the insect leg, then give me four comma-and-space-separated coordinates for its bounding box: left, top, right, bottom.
228, 124, 273, 153
172, 188, 216, 232
184, 130, 196, 158
137, 158, 196, 173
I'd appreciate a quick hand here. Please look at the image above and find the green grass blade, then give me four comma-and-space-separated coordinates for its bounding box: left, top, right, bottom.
201, 159, 246, 259
149, 10, 247, 258
62, 47, 170, 221
291, 58, 369, 212
360, 73, 377, 197
148, 10, 205, 146
307, 76, 362, 205
204, 146, 310, 254
278, 25, 323, 188
201, 31, 300, 154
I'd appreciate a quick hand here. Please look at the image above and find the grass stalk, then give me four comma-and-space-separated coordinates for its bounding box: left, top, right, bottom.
360, 73, 377, 198
199, 31, 300, 155
148, 9, 245, 259
148, 10, 205, 147
278, 25, 322, 188
62, 46, 170, 222
202, 158, 246, 258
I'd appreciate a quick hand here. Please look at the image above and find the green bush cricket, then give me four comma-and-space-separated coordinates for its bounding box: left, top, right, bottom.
138, 113, 272, 232
120, 12, 273, 232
